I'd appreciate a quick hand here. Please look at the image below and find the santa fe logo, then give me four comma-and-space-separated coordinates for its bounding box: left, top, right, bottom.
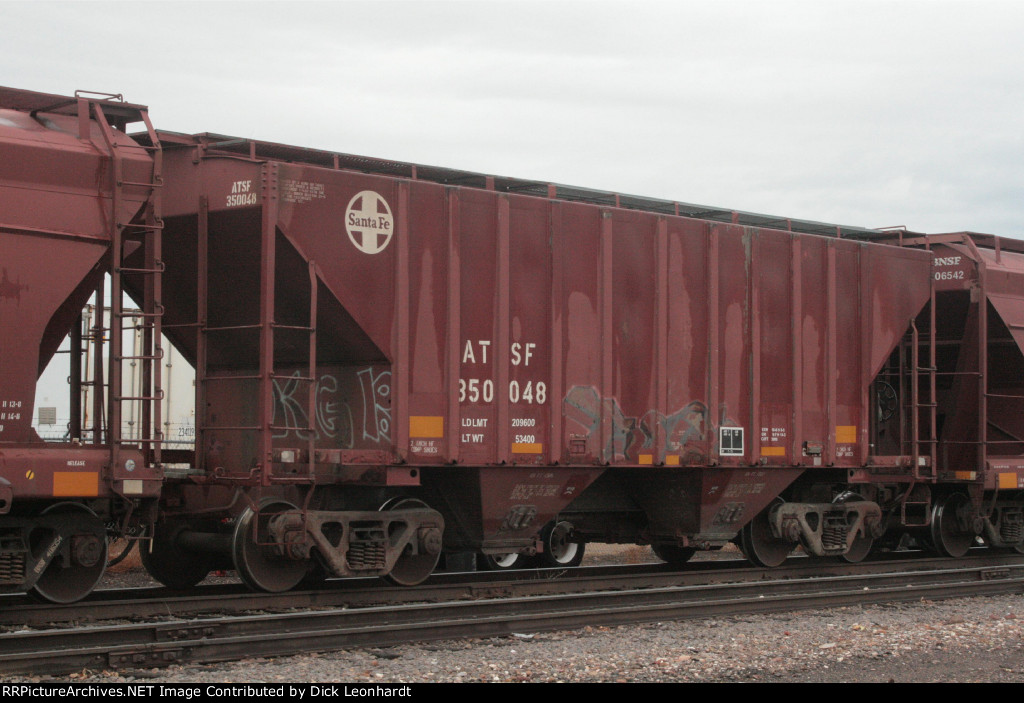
345, 190, 394, 254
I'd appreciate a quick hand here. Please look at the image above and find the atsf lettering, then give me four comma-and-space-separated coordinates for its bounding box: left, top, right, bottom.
226, 180, 257, 207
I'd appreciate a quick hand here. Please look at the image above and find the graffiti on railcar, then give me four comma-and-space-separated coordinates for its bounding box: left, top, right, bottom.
563, 385, 718, 463
270, 366, 391, 449
357, 367, 392, 443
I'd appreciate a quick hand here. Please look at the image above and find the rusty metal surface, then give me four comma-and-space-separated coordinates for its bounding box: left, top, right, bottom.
152, 131, 935, 548
0, 86, 155, 462
898, 233, 1024, 491
155, 136, 935, 474
0, 87, 164, 600
148, 132, 894, 240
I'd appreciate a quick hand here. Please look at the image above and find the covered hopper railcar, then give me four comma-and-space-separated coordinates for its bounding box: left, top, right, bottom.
1, 85, 1022, 603
0, 88, 164, 602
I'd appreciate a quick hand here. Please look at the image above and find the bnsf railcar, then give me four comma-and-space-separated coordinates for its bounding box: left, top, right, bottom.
0, 86, 1021, 603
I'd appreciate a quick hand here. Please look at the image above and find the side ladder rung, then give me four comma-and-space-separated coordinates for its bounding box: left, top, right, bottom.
116, 265, 165, 276
202, 374, 262, 382
114, 393, 165, 402
202, 425, 261, 431
204, 324, 261, 333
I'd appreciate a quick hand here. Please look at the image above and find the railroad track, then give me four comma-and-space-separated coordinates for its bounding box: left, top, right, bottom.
0, 551, 1018, 627
1, 553, 1022, 677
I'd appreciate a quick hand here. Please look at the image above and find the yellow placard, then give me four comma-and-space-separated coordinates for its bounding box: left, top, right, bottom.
836, 426, 858, 444
760, 447, 786, 456
512, 443, 543, 454
409, 416, 444, 438
53, 472, 99, 497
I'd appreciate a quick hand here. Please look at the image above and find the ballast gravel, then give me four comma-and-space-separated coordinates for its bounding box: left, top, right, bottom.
23, 594, 1024, 684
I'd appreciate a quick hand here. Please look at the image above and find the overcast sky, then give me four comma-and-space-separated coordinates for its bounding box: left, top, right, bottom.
4, 0, 1024, 237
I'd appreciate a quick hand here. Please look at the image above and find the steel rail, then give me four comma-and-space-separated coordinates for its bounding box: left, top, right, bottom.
0, 560, 1021, 676
1, 552, 1021, 628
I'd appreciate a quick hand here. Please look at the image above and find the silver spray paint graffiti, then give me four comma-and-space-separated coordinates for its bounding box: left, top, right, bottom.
357, 367, 391, 443
271, 366, 391, 448
563, 385, 736, 463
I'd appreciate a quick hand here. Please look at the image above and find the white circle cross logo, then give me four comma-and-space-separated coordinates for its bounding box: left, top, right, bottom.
345, 191, 394, 254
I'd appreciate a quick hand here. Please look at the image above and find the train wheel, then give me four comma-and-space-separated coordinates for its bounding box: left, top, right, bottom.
837, 494, 874, 564
930, 493, 975, 558
479, 552, 530, 570
141, 521, 213, 589
841, 532, 874, 563
31, 504, 107, 604
739, 502, 792, 568
652, 543, 697, 566
535, 521, 585, 568
233, 501, 308, 593
382, 498, 442, 586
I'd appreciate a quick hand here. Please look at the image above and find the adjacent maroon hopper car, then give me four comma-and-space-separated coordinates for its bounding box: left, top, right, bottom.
0, 88, 162, 601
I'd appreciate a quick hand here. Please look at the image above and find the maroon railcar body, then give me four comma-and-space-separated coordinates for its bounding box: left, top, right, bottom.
144, 130, 936, 575
883, 233, 1024, 489
0, 88, 163, 601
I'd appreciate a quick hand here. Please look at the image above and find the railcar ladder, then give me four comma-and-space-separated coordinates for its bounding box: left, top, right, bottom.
896, 312, 937, 528
89, 94, 165, 468
190, 186, 320, 483
909, 317, 938, 483
77, 298, 107, 444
